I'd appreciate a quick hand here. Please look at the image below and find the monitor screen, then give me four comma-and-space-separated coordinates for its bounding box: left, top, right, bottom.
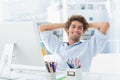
0, 22, 44, 67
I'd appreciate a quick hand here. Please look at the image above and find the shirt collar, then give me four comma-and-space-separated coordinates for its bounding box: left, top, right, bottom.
65, 41, 82, 46
73, 41, 82, 45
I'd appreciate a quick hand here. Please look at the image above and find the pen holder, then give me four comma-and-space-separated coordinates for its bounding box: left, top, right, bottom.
46, 72, 56, 80
66, 68, 82, 80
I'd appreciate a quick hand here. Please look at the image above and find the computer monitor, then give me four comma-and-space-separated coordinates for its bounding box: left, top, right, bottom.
0, 22, 45, 73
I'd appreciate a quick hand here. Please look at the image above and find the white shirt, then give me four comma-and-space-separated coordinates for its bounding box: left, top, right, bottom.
40, 29, 108, 72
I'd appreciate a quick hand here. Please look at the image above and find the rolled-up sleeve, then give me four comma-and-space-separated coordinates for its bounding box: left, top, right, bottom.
40, 31, 62, 54
87, 29, 109, 57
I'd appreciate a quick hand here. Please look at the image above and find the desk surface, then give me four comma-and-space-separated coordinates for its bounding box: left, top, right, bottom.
0, 70, 120, 80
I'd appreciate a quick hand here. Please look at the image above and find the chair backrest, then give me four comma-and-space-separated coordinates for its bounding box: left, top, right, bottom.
90, 54, 120, 74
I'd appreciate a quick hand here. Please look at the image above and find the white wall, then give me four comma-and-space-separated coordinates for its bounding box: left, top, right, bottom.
0, 0, 10, 21
107, 0, 120, 53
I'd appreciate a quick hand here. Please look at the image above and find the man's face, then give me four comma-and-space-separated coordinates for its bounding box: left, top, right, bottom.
68, 21, 84, 41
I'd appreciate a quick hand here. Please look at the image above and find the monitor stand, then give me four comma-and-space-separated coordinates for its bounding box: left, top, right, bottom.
0, 43, 14, 79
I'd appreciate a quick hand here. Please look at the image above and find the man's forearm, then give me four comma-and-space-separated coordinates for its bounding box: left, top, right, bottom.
40, 23, 65, 32
88, 22, 110, 35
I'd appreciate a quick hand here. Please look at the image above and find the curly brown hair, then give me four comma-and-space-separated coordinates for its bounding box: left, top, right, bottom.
65, 15, 88, 33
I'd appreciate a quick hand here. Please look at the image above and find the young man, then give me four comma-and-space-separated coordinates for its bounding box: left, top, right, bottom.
40, 15, 109, 72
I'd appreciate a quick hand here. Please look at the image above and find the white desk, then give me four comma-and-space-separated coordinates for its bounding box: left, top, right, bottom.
0, 70, 120, 80
83, 72, 120, 80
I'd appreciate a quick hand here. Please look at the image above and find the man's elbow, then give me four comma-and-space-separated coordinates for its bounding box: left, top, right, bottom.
103, 22, 110, 34
105, 22, 110, 31
39, 25, 46, 32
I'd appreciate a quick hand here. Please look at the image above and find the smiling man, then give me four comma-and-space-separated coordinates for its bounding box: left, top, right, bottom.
40, 15, 109, 72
